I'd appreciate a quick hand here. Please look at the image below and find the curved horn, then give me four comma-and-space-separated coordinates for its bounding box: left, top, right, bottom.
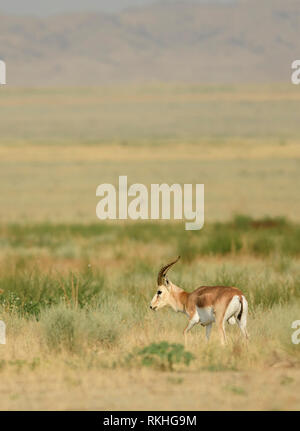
157, 256, 180, 285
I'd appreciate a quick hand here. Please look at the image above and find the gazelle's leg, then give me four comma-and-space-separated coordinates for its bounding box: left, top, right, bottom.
205, 323, 212, 341
183, 313, 199, 347
220, 320, 227, 345
236, 319, 249, 339
215, 312, 227, 345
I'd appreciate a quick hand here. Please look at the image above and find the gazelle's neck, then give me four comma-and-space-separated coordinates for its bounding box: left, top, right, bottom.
169, 282, 188, 313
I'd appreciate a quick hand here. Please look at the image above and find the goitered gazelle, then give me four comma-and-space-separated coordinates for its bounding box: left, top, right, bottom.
150, 256, 249, 345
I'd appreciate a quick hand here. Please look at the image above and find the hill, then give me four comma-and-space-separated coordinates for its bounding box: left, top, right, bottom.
0, 0, 299, 85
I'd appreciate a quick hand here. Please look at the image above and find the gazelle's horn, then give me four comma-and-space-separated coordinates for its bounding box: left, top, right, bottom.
157, 256, 180, 285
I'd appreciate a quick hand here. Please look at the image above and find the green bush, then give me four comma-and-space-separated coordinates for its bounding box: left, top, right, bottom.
201, 231, 242, 255
134, 342, 194, 371
232, 214, 253, 230
281, 228, 300, 256
177, 235, 199, 262
251, 234, 274, 256
0, 271, 105, 318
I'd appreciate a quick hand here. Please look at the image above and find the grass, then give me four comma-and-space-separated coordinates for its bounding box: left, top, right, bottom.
0, 295, 299, 409
1, 84, 300, 144
1, 215, 300, 262
0, 84, 300, 224
0, 83, 300, 409
0, 216, 300, 324
0, 217, 300, 409
40, 303, 120, 353
1, 218, 300, 310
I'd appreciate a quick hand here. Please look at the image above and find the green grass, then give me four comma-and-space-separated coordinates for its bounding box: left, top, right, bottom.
1, 216, 300, 318
2, 215, 300, 261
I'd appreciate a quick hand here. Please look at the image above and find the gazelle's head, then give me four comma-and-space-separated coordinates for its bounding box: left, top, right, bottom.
150, 256, 180, 311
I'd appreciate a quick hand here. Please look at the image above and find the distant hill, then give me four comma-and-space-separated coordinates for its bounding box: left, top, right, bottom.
0, 0, 299, 85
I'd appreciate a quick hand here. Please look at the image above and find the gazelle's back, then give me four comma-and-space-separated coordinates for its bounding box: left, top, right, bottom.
188, 285, 243, 309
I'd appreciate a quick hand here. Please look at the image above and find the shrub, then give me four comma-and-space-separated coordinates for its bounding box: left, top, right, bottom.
177, 235, 199, 262
40, 305, 79, 353
281, 227, 300, 256
200, 231, 242, 255
0, 270, 105, 318
39, 303, 120, 353
133, 341, 194, 371
232, 214, 253, 230
251, 235, 274, 256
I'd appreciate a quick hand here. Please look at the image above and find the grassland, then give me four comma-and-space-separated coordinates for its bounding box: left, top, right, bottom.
0, 217, 300, 410
0, 83, 300, 410
0, 83, 300, 222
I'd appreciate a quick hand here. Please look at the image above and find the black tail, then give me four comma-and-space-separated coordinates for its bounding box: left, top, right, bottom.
237, 296, 243, 321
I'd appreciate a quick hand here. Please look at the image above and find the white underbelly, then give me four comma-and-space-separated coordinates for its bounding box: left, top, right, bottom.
196, 306, 215, 326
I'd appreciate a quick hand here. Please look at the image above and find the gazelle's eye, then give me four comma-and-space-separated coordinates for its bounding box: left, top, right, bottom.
157, 290, 162, 295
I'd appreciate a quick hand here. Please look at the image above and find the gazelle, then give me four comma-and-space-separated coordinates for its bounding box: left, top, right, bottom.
150, 256, 249, 345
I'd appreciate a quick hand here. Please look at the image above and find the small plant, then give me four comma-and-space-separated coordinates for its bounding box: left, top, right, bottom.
41, 305, 78, 353
136, 341, 194, 371
225, 385, 247, 396
40, 303, 120, 353
167, 376, 184, 384
280, 375, 294, 386
201, 344, 239, 372
59, 272, 80, 309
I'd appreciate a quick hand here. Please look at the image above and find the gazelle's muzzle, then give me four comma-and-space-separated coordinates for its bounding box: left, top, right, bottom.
149, 304, 157, 311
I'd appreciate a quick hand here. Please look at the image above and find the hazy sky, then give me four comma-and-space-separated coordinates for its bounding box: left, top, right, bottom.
0, 0, 234, 15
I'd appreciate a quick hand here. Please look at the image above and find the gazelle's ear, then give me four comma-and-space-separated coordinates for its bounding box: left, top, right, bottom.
164, 277, 170, 289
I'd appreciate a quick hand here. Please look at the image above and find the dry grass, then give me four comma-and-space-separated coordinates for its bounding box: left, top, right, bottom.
0, 153, 299, 223
0, 233, 300, 410
0, 367, 300, 411
1, 140, 300, 163
0, 83, 300, 410
0, 298, 299, 410
0, 83, 300, 223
